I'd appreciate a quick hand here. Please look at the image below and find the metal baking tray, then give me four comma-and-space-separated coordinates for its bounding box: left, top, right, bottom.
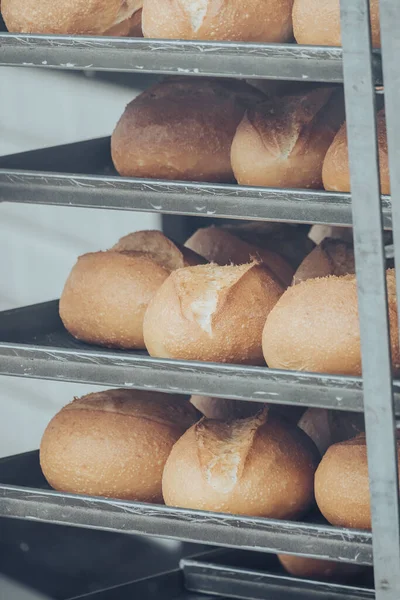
0, 450, 373, 565
1, 299, 400, 414
0, 516, 208, 599
0, 137, 392, 228
0, 16, 382, 82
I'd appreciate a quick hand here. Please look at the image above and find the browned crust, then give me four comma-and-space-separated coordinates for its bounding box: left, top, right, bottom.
293, 238, 355, 284
2, 0, 143, 34
143, 262, 284, 365
185, 226, 294, 287
111, 78, 264, 183
292, 0, 380, 48
162, 411, 318, 517
40, 389, 199, 502
322, 109, 389, 194
315, 434, 400, 529
231, 87, 345, 189
262, 269, 400, 376
142, 0, 294, 43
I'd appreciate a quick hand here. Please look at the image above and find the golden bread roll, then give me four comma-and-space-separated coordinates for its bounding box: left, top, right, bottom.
292, 0, 381, 48
2, 0, 143, 35
40, 389, 199, 502
59, 230, 204, 349
142, 0, 294, 43
315, 434, 400, 529
323, 109, 389, 194
143, 262, 284, 364
293, 238, 355, 285
262, 270, 400, 376
111, 78, 264, 183
185, 226, 294, 287
162, 409, 318, 517
231, 87, 345, 189
278, 554, 365, 581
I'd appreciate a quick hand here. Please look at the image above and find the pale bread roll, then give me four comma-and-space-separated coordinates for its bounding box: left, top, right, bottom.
315, 434, 400, 530
162, 409, 318, 517
2, 0, 143, 35
292, 0, 381, 48
185, 226, 294, 287
59, 230, 204, 349
142, 0, 294, 43
111, 78, 264, 183
143, 262, 284, 365
262, 270, 400, 376
40, 389, 199, 503
322, 109, 389, 195
231, 87, 345, 189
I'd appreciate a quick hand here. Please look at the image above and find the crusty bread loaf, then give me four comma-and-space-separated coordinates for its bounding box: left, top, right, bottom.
59, 230, 204, 349
2, 0, 143, 35
315, 434, 400, 529
262, 270, 400, 376
40, 389, 199, 502
111, 78, 264, 183
323, 109, 389, 194
292, 0, 381, 48
277, 554, 365, 581
231, 87, 345, 189
185, 226, 294, 287
143, 262, 284, 365
142, 0, 294, 43
293, 238, 355, 284
162, 408, 318, 517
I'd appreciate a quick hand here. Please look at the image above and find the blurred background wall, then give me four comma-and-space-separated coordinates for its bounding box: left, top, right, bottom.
0, 67, 161, 456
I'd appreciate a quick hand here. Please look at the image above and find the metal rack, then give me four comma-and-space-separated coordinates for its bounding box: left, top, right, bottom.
0, 0, 399, 599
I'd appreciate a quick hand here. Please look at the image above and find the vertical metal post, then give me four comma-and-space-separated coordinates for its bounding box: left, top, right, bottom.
340, 1, 400, 598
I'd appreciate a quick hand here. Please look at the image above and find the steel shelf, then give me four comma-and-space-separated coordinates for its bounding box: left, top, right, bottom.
0, 27, 382, 82
2, 300, 400, 413
0, 137, 392, 227
0, 451, 373, 565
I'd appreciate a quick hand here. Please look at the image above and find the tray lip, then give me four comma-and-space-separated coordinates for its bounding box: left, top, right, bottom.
181, 559, 375, 598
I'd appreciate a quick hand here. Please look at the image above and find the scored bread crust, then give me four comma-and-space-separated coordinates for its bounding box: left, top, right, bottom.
293, 238, 355, 284
292, 0, 381, 48
111, 78, 264, 182
2, 0, 143, 34
142, 0, 294, 43
262, 270, 400, 376
143, 262, 284, 365
315, 434, 400, 529
231, 87, 345, 189
40, 389, 199, 502
322, 109, 389, 194
185, 226, 294, 287
162, 409, 318, 517
59, 230, 205, 349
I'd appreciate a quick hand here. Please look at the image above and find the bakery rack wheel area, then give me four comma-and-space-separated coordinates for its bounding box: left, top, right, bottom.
1, 0, 400, 599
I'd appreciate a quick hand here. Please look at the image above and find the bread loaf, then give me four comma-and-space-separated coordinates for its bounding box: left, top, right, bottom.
185, 226, 294, 287
111, 78, 264, 183
231, 87, 345, 189
59, 230, 204, 349
322, 109, 389, 194
142, 0, 294, 43
315, 434, 400, 529
2, 0, 143, 35
262, 270, 400, 376
162, 408, 318, 517
293, 238, 355, 284
143, 262, 284, 364
40, 389, 199, 502
292, 0, 381, 48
